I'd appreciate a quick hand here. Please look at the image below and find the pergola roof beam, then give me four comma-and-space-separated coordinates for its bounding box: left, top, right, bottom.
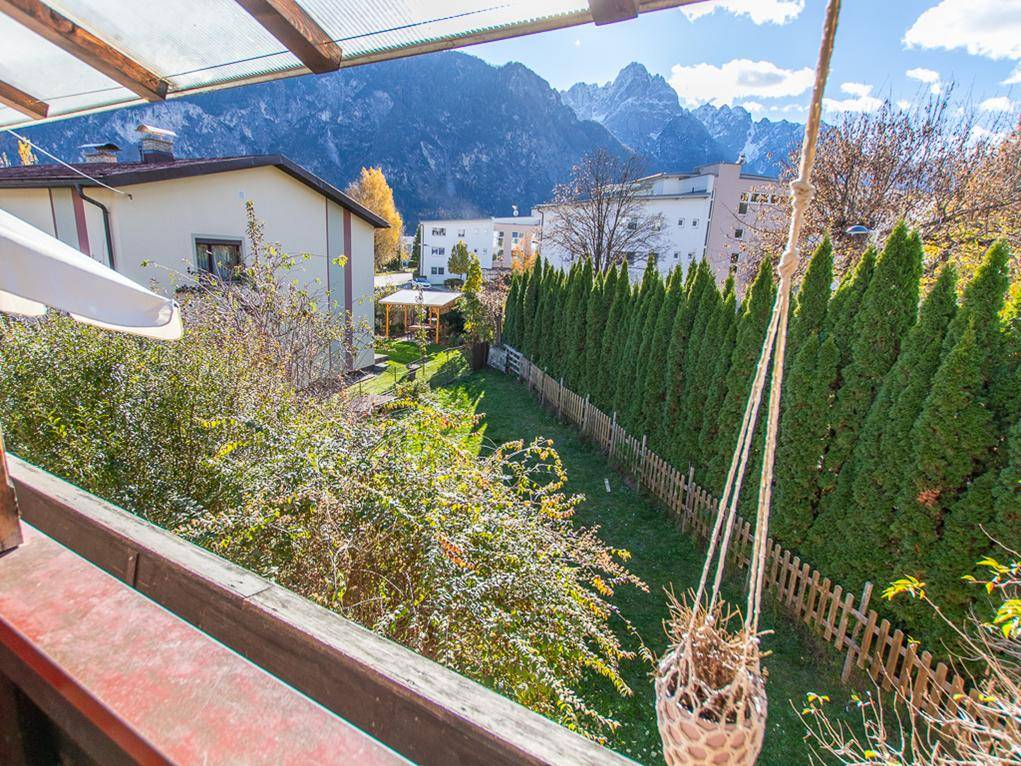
0, 0, 168, 101
0, 79, 48, 119
234, 0, 342, 74
589, 0, 639, 25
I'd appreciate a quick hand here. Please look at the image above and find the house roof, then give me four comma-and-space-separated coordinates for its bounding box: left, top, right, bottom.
0, 155, 389, 229
379, 289, 461, 309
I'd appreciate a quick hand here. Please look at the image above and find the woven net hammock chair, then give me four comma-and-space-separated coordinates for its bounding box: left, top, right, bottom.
654, 2, 842, 764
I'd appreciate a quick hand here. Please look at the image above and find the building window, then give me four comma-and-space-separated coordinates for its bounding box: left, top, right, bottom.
734, 228, 744, 239
739, 192, 749, 202
653, 219, 663, 232
430, 266, 445, 275
431, 227, 446, 236
691, 218, 699, 227
195, 238, 242, 280
431, 246, 445, 256
738, 202, 748, 214
673, 252, 679, 260
687, 251, 695, 261
677, 217, 685, 226
512, 231, 520, 240
457, 228, 466, 237
627, 217, 638, 231
730, 253, 739, 265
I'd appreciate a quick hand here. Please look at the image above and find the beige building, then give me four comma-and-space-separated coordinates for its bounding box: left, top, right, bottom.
0, 129, 386, 368
539, 161, 782, 286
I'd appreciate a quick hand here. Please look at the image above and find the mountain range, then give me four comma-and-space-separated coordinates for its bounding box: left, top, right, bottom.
2, 54, 803, 225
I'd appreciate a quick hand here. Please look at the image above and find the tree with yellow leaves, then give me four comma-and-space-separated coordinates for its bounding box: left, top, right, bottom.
344, 167, 403, 270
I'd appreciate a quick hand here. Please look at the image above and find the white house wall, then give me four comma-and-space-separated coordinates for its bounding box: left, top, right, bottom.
420, 218, 493, 283
1, 165, 376, 368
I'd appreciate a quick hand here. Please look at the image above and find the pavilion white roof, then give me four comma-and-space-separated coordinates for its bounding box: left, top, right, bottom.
0, 0, 699, 129
379, 288, 460, 308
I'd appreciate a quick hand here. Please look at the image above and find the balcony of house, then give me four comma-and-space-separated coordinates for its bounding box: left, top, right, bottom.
0, 456, 635, 766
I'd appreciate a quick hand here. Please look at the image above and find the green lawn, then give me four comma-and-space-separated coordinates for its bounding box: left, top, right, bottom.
350, 339, 469, 396
439, 369, 860, 765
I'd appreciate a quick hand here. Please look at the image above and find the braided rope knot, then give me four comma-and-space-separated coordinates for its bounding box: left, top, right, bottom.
788, 178, 815, 208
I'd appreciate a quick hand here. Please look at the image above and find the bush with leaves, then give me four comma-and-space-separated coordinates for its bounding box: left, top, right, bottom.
0, 226, 646, 740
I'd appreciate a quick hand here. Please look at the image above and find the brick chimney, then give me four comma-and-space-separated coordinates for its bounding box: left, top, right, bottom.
136, 124, 176, 162
80, 142, 121, 163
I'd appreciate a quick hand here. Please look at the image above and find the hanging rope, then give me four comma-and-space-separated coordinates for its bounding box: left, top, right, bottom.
690, 0, 841, 636
656, 5, 842, 765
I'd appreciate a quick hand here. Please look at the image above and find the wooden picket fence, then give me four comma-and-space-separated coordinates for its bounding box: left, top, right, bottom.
492, 345, 987, 718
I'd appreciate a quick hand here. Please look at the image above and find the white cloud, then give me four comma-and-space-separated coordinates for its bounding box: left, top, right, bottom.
897, 99, 911, 110
668, 59, 814, 107
906, 67, 940, 83
979, 95, 1016, 112
823, 82, 884, 113
970, 125, 1008, 144
1005, 66, 1021, 85
573, 38, 581, 47
681, 0, 804, 25
739, 100, 765, 112
905, 67, 943, 94
904, 0, 1021, 60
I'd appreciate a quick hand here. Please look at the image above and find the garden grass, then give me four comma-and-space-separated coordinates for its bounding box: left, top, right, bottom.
440, 369, 862, 765
351, 339, 467, 396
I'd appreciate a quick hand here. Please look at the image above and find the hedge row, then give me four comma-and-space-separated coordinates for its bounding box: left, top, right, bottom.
503, 232, 1020, 646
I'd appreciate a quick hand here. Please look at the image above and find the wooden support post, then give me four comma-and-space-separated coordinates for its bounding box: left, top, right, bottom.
581, 395, 589, 436
384, 303, 390, 338
557, 378, 564, 419
434, 307, 440, 344
403, 306, 408, 335
0, 430, 23, 553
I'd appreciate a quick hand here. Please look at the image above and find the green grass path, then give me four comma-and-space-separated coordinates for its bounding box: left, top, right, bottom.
440, 370, 858, 765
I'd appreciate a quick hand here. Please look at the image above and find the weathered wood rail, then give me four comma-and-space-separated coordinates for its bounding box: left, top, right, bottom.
494, 345, 981, 716
7, 455, 637, 766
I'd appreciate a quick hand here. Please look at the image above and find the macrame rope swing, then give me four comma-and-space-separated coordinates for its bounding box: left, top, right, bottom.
655, 2, 842, 764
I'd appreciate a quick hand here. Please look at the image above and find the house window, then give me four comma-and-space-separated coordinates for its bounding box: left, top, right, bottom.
734, 228, 744, 239
432, 227, 446, 236
431, 266, 445, 275
627, 217, 637, 231
739, 192, 749, 202
738, 202, 748, 214
677, 217, 685, 226
457, 228, 466, 237
687, 251, 695, 261
653, 219, 662, 232
512, 231, 520, 240
673, 252, 679, 260
691, 218, 699, 227
431, 246, 445, 256
730, 253, 739, 265
195, 238, 242, 280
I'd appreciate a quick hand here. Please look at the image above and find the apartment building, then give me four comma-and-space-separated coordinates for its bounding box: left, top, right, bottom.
538, 161, 782, 286
418, 214, 540, 283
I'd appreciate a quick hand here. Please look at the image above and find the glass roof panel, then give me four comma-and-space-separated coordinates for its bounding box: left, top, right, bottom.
0, 0, 687, 129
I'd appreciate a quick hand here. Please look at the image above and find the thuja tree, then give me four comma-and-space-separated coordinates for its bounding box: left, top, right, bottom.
613, 261, 658, 424
706, 259, 775, 492
502, 271, 520, 347
771, 333, 840, 549
565, 260, 594, 390
815, 223, 923, 518
676, 267, 723, 470
889, 242, 1011, 634
661, 263, 713, 467
626, 276, 665, 432
521, 257, 542, 357
595, 264, 631, 411
640, 267, 684, 449
788, 238, 833, 358
682, 275, 730, 471
822, 266, 958, 587
696, 286, 738, 467
581, 268, 607, 397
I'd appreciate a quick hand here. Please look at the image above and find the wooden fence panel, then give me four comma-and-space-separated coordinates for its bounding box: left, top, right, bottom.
496, 350, 974, 716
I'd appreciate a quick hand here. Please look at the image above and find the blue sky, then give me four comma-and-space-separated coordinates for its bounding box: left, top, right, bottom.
471, 0, 1021, 122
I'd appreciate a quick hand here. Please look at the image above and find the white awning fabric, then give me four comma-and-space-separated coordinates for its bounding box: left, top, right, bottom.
0, 208, 182, 339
